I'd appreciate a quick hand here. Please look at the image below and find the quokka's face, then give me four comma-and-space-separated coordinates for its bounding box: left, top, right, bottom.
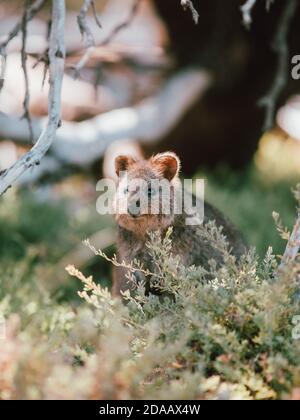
114, 153, 180, 234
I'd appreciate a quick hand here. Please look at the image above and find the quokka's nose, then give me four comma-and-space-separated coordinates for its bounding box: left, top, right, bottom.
128, 200, 140, 217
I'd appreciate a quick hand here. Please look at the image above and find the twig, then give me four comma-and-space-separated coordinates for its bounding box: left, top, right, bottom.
73, 0, 100, 77
0, 69, 211, 168
84, 238, 163, 279
280, 212, 300, 266
0, 0, 45, 50
0, 0, 65, 196
180, 0, 199, 24
279, 186, 300, 270
73, 0, 142, 76
32, 49, 50, 88
21, 0, 34, 142
100, 0, 141, 46
32, 20, 52, 63
240, 0, 257, 29
32, 20, 52, 88
241, 1, 275, 28
259, 0, 298, 131
0, 0, 45, 92
91, 0, 102, 29
77, 0, 95, 48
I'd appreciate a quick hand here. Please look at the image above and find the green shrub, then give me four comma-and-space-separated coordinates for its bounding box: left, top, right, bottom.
0, 172, 299, 400
1, 220, 300, 399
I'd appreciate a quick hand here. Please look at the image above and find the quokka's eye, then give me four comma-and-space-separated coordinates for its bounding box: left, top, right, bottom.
124, 187, 129, 194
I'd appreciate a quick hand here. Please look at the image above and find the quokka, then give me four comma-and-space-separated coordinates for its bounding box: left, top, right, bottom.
112, 152, 246, 296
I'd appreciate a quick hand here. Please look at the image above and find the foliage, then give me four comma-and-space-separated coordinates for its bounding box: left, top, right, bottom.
1, 217, 300, 399
1, 173, 300, 400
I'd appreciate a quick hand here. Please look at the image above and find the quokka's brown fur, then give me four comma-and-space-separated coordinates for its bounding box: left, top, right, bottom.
112, 152, 246, 296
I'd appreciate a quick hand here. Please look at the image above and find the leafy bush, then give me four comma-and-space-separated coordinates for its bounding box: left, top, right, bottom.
0, 172, 299, 400
1, 219, 300, 399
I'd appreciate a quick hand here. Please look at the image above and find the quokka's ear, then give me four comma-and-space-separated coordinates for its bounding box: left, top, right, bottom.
151, 152, 181, 181
115, 155, 136, 176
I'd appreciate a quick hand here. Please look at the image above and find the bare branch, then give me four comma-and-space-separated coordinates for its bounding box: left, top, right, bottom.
73, 0, 98, 77
0, 0, 45, 51
77, 0, 95, 48
0, 0, 45, 92
91, 0, 102, 29
259, 0, 298, 131
73, 0, 141, 76
21, 0, 34, 142
32, 20, 51, 88
241, 0, 275, 28
0, 69, 211, 169
100, 0, 141, 46
0, 0, 65, 196
181, 0, 199, 24
240, 0, 257, 29
240, 0, 296, 131
279, 186, 300, 270
280, 213, 300, 266
32, 49, 50, 88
